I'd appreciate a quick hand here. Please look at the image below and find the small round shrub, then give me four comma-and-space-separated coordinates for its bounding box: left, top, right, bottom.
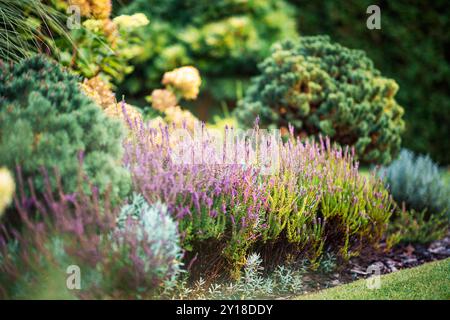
235, 36, 405, 164
0, 55, 130, 200
292, 0, 450, 165
379, 149, 450, 216
116, 194, 183, 289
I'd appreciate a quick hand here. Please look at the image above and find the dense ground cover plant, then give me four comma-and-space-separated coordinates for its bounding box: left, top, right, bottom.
116, 0, 298, 102
235, 36, 405, 165
291, 0, 450, 165
0, 170, 182, 299
0, 55, 130, 201
389, 207, 448, 244
123, 113, 394, 277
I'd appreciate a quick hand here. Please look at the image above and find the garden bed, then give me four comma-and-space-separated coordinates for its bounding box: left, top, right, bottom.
0, 1, 449, 301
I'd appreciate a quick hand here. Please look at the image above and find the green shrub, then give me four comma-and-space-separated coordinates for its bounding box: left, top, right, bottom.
235, 36, 405, 164
290, 0, 450, 165
379, 149, 450, 216
0, 55, 130, 201
117, 0, 298, 101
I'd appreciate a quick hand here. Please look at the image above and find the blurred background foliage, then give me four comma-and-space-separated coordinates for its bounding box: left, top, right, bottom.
112, 0, 448, 165
0, 0, 448, 165
290, 0, 449, 165
113, 0, 298, 119
234, 36, 405, 164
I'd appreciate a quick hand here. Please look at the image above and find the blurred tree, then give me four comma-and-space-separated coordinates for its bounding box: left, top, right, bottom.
290, 0, 450, 165
114, 0, 299, 117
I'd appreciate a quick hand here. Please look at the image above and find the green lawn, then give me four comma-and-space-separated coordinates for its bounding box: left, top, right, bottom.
298, 258, 450, 300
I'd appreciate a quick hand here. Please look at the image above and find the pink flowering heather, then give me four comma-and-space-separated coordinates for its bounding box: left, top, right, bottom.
124, 122, 268, 275
124, 116, 394, 275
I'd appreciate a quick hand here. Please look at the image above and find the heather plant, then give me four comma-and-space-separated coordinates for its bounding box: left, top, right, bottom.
123, 111, 394, 277
0, 170, 181, 299
379, 149, 450, 216
124, 123, 268, 277
235, 36, 405, 165
0, 55, 130, 201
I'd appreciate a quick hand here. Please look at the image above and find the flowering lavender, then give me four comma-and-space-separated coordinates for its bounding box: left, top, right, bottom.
124, 115, 394, 275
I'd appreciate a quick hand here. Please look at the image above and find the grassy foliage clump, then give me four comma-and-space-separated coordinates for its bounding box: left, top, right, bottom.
0, 0, 66, 62
389, 207, 448, 244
